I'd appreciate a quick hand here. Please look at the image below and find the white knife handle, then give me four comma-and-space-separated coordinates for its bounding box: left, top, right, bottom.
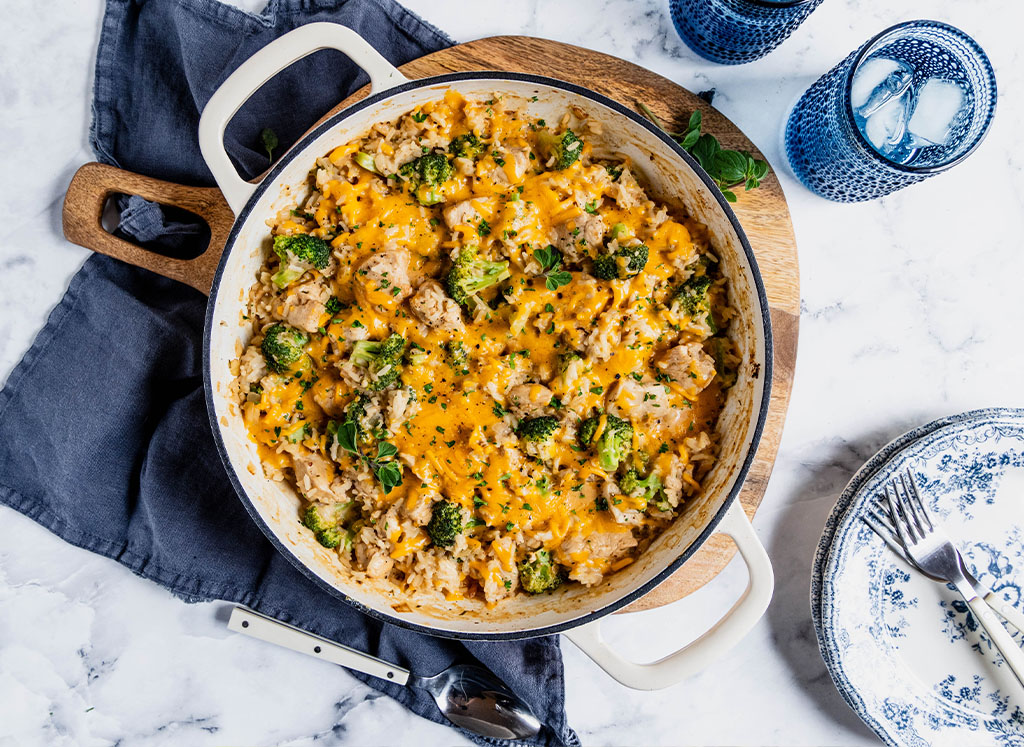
964, 594, 1024, 689
227, 606, 411, 686
983, 590, 1024, 635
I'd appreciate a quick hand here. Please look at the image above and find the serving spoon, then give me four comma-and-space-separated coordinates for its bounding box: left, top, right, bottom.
227, 606, 542, 740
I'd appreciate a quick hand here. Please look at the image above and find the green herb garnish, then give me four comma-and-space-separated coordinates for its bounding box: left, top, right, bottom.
638, 104, 769, 203
261, 128, 279, 164
532, 245, 572, 291
334, 420, 403, 494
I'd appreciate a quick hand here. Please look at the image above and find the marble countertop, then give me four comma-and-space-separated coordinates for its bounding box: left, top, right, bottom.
1, 0, 1020, 744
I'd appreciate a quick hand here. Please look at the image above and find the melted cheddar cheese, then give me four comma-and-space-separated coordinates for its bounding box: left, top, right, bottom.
235, 93, 734, 608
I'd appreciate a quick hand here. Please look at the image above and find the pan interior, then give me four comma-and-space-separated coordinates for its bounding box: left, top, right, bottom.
206, 76, 769, 636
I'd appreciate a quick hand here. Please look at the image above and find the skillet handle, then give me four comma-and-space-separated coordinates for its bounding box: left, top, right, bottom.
61, 162, 233, 295
198, 22, 409, 213
563, 500, 774, 690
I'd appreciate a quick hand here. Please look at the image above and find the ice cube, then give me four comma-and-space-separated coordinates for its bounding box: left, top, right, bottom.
862, 90, 911, 156
851, 57, 912, 110
907, 77, 966, 147
857, 67, 913, 118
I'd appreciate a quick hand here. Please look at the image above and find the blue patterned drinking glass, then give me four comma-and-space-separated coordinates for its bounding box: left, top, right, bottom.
785, 20, 997, 202
669, 0, 825, 65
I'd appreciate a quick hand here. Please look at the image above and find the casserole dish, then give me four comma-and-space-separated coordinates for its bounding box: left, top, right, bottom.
64, 23, 774, 690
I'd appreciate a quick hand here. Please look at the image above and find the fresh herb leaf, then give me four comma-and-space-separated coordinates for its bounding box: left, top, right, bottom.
638, 102, 769, 202
373, 461, 403, 493
533, 245, 572, 291
545, 270, 571, 290
336, 420, 358, 453
533, 245, 560, 272
333, 421, 402, 494
411, 111, 428, 123
261, 128, 279, 164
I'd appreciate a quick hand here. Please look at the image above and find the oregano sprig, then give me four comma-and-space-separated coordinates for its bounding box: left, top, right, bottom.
533, 245, 572, 291
638, 103, 769, 203
334, 420, 403, 494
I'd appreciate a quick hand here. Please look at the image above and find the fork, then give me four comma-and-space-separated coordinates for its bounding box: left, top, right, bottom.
863, 503, 1024, 634
878, 470, 1024, 689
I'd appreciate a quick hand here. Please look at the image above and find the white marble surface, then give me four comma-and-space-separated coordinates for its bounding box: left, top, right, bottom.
0, 0, 1020, 744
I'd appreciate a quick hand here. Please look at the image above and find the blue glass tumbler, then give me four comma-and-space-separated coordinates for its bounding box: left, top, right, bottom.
669, 0, 825, 65
784, 20, 997, 202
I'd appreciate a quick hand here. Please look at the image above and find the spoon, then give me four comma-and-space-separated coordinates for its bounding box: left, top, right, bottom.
227, 606, 542, 740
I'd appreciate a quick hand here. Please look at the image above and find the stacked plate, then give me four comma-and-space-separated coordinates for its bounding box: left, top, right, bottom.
812, 408, 1024, 746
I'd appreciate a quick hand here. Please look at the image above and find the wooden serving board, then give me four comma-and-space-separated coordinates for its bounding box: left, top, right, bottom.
62, 36, 799, 613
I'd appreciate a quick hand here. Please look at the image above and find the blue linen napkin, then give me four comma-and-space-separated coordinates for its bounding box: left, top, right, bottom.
0, 2, 579, 745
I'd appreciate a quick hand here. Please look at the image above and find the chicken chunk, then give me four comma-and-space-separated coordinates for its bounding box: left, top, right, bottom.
550, 212, 606, 262
559, 530, 637, 586
409, 279, 464, 332
280, 280, 329, 333
488, 147, 531, 184
353, 246, 411, 308
607, 378, 670, 418
443, 197, 494, 231
291, 451, 336, 503
355, 526, 395, 579
311, 381, 348, 418
608, 167, 646, 209
656, 342, 716, 397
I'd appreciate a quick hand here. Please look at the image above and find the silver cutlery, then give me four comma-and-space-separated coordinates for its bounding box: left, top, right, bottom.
871, 471, 1024, 688
864, 501, 1024, 634
227, 606, 542, 740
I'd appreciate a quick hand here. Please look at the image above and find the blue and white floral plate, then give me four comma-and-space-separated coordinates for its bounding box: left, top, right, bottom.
813, 408, 1024, 746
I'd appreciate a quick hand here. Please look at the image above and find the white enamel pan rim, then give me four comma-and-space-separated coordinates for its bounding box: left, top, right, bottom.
198, 23, 774, 690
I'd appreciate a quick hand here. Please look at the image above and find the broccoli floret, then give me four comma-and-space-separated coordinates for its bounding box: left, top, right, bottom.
539, 129, 583, 170
339, 392, 378, 445
449, 133, 486, 159
406, 342, 429, 366
591, 244, 649, 281
619, 468, 666, 509
578, 416, 599, 448
350, 333, 406, 390
515, 415, 559, 443
400, 152, 454, 205
271, 234, 331, 287
261, 323, 309, 373
353, 151, 380, 174
617, 244, 649, 276
325, 296, 342, 315
670, 275, 713, 317
578, 414, 633, 472
609, 222, 629, 240
444, 340, 470, 375
301, 505, 341, 549
518, 550, 562, 594
558, 350, 582, 376
427, 500, 464, 548
591, 254, 618, 281
444, 245, 511, 308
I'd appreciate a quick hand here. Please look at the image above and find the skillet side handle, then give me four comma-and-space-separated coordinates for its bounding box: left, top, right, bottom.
563, 500, 774, 691
62, 162, 233, 295
198, 22, 409, 213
